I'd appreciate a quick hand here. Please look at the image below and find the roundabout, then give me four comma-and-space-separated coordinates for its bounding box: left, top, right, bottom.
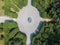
17, 3, 42, 45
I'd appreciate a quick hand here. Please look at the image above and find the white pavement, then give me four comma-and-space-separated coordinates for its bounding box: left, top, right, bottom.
0, 16, 16, 23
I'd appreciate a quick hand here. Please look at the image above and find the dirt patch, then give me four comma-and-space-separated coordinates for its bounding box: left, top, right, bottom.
0, 40, 4, 45
42, 18, 52, 22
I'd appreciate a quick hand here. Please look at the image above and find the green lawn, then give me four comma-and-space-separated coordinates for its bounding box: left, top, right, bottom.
3, 0, 28, 18
0, 21, 27, 45
0, 0, 4, 16
32, 0, 54, 18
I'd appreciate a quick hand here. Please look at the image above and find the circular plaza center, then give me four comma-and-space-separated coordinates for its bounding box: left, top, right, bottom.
17, 5, 42, 35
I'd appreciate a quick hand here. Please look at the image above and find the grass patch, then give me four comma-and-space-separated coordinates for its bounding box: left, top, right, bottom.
32, 0, 54, 18
3, 0, 28, 18
0, 21, 27, 45
0, 0, 4, 15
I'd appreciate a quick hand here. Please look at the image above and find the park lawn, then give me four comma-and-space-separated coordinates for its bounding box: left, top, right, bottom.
0, 22, 27, 45
15, 32, 26, 40
0, 21, 27, 45
0, 23, 5, 45
12, 0, 28, 9
14, 32, 27, 45
0, 0, 4, 16
32, 0, 54, 18
3, 0, 28, 18
4, 9, 18, 18
8, 28, 19, 39
3, 22, 18, 33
